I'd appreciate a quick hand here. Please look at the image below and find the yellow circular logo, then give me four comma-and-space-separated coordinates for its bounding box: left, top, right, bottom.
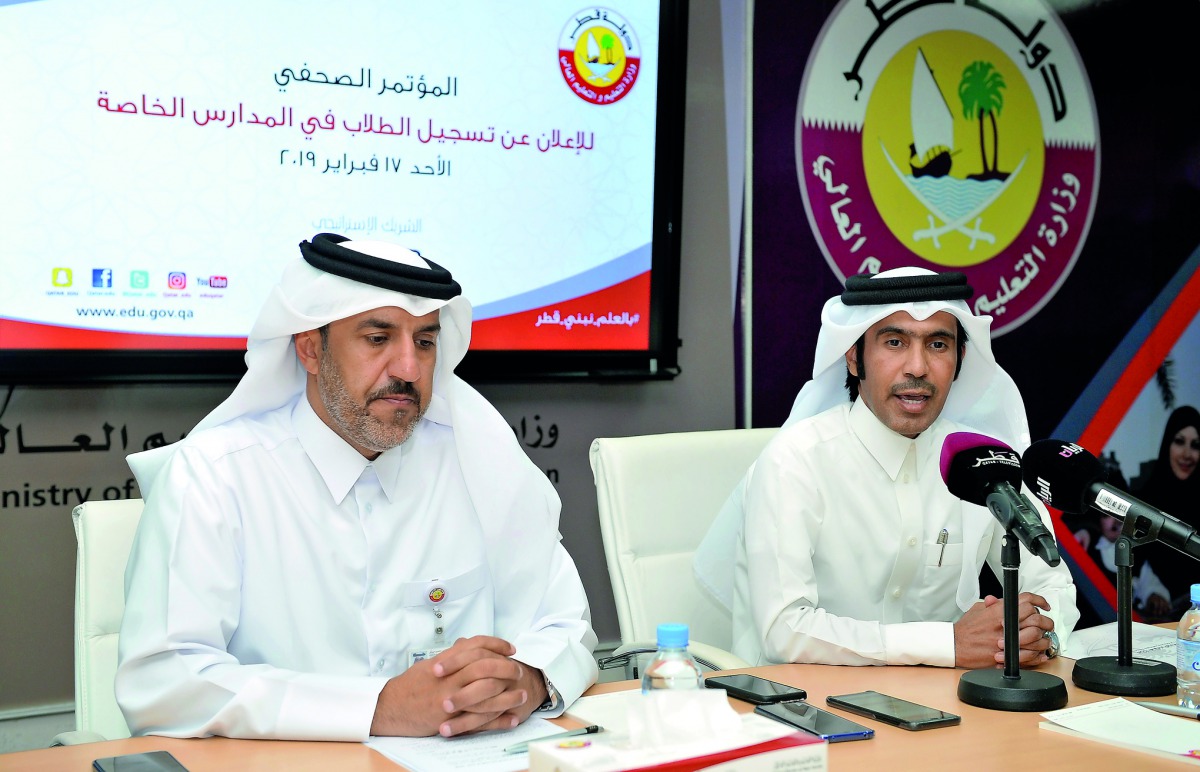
796, 0, 1099, 334
862, 32, 1045, 267
558, 8, 641, 105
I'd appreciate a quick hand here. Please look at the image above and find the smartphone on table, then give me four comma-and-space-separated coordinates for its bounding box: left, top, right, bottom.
93, 750, 190, 771
825, 690, 961, 730
703, 673, 807, 704
754, 700, 874, 742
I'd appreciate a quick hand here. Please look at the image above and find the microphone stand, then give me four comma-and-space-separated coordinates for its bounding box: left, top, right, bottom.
1071, 521, 1175, 695
958, 525, 1068, 711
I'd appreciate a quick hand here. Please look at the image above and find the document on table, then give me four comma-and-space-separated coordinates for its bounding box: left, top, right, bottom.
365, 717, 565, 772
1040, 698, 1200, 764
1060, 621, 1175, 665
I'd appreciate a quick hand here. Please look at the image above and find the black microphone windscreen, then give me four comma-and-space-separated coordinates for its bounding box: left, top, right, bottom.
1020, 440, 1103, 513
939, 432, 1023, 507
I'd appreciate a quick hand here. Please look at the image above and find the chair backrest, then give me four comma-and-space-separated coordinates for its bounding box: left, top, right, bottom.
589, 428, 776, 650
71, 498, 144, 740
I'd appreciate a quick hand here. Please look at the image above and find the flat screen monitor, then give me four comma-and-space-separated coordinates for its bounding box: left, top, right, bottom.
0, 0, 686, 383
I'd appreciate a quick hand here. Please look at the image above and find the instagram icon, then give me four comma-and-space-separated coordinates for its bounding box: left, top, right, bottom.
167, 271, 187, 290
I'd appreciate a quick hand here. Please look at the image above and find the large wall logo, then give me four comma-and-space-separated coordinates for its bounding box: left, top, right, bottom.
797, 0, 1098, 334
559, 8, 640, 105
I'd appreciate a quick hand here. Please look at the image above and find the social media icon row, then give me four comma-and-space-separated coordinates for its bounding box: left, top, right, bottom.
51, 268, 228, 290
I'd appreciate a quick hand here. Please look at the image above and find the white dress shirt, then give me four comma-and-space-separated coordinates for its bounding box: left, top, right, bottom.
117, 395, 596, 740
733, 398, 1078, 667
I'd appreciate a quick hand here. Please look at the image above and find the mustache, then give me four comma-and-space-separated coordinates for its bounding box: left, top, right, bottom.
890, 377, 937, 396
368, 379, 420, 401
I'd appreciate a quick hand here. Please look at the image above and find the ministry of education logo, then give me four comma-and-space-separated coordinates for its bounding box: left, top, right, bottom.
797, 0, 1099, 334
559, 8, 640, 105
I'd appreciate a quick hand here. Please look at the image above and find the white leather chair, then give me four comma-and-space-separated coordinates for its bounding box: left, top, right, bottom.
52, 499, 144, 745
589, 428, 776, 677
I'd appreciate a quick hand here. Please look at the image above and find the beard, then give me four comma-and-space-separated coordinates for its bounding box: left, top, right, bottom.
317, 348, 427, 454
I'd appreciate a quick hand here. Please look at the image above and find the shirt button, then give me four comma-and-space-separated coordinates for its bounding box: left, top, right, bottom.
908, 537, 917, 547
892, 588, 902, 598
365, 503, 374, 514
376, 659, 385, 671
901, 474, 910, 483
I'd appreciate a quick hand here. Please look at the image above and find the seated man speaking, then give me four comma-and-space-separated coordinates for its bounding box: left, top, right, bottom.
117, 233, 597, 740
696, 268, 1078, 668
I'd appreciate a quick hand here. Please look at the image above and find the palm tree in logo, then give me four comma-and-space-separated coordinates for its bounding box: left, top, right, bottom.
958, 61, 1008, 182
601, 33, 616, 65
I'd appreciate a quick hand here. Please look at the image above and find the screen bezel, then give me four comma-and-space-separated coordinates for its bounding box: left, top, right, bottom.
0, 1, 687, 386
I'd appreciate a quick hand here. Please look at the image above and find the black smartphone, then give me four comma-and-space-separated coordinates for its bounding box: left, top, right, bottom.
825, 690, 961, 730
93, 750, 190, 772
754, 700, 874, 742
703, 674, 808, 704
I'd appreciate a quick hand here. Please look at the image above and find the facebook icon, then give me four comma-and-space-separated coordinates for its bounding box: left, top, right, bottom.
92, 268, 113, 288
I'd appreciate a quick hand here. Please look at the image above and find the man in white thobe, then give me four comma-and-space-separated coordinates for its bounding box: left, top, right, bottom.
117, 233, 598, 740
695, 268, 1078, 668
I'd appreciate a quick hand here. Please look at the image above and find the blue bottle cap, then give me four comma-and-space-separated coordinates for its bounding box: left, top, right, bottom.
656, 623, 690, 649
1192, 584, 1200, 604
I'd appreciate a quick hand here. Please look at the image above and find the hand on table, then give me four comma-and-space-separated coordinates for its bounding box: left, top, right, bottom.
953, 593, 1055, 669
370, 635, 548, 737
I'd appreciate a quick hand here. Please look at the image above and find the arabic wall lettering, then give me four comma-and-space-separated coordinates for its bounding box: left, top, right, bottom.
510, 414, 561, 486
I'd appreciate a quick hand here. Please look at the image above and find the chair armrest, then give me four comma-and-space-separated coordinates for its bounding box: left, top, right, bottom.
686, 641, 752, 672
50, 729, 109, 746
600, 641, 751, 676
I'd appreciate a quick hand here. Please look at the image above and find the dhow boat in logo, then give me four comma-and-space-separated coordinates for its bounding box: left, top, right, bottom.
797, 0, 1099, 334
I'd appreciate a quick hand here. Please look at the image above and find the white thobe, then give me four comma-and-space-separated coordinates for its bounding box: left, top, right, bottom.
733, 398, 1078, 667
117, 395, 597, 740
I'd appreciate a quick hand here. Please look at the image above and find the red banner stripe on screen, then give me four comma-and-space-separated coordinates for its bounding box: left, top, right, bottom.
2, 271, 651, 353
1078, 266, 1200, 453
471, 272, 650, 351
0, 319, 246, 350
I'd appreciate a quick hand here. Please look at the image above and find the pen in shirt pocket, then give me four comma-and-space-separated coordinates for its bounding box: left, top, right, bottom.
936, 529, 949, 566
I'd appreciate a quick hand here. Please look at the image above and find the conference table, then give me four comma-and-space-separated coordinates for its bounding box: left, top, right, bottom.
0, 654, 1186, 771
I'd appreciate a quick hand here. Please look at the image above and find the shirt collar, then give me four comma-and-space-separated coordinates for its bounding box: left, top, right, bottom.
292, 394, 412, 504
848, 398, 942, 480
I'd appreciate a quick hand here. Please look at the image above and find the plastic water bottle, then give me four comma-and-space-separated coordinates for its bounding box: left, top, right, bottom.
641, 623, 703, 692
1177, 584, 1200, 708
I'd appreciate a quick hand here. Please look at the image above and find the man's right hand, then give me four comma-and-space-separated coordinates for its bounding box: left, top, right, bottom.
369, 636, 534, 737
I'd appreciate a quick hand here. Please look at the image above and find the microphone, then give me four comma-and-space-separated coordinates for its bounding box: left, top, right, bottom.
1022, 439, 1200, 561
939, 432, 1061, 566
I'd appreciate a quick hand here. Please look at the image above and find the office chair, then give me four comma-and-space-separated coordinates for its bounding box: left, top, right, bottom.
51, 499, 144, 745
589, 428, 776, 678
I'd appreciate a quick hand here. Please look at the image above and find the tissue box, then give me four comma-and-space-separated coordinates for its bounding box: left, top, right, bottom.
528, 713, 826, 772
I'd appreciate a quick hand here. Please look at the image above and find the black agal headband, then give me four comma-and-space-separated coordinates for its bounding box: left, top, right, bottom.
298, 232, 461, 300
841, 270, 973, 306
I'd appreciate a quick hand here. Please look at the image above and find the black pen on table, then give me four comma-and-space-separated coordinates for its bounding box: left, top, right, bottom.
1134, 701, 1200, 720
503, 724, 602, 754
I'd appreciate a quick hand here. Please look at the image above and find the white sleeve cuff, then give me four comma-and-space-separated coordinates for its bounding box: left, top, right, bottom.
882, 621, 956, 667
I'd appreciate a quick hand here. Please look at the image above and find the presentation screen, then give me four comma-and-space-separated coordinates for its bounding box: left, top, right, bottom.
0, 0, 686, 382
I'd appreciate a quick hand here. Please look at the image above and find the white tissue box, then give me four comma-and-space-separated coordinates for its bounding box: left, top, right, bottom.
528, 713, 826, 772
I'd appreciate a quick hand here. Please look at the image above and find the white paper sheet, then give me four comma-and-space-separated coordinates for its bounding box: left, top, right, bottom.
1061, 621, 1176, 665
366, 717, 567, 772
1040, 698, 1200, 763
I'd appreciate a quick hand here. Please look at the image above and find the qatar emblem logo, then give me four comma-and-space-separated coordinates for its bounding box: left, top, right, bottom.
559, 8, 640, 105
428, 587, 445, 603
796, 0, 1099, 334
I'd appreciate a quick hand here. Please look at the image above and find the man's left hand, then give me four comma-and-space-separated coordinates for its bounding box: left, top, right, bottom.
994, 592, 1055, 666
